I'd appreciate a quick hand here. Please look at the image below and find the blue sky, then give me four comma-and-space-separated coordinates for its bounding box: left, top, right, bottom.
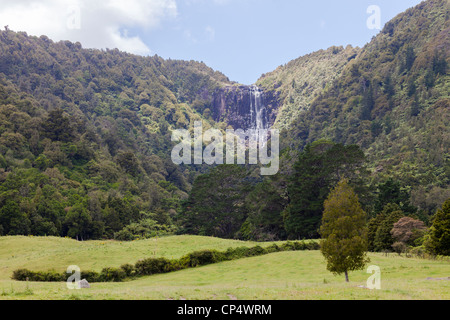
147, 0, 423, 84
1, 0, 424, 84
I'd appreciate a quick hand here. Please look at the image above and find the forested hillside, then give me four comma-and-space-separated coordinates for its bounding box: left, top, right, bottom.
179, 0, 449, 242
257, 45, 361, 131
0, 29, 232, 239
0, 0, 448, 246
282, 0, 449, 213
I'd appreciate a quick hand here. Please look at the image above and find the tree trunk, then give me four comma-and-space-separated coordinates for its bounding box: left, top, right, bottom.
345, 271, 349, 282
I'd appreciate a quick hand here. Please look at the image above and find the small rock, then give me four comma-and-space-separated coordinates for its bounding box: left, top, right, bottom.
426, 277, 450, 281
79, 279, 90, 289
357, 285, 369, 289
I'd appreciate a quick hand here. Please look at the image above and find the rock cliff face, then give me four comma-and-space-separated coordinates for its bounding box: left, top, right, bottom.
210, 85, 280, 131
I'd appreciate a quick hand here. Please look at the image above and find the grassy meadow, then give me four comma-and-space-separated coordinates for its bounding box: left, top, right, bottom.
0, 235, 449, 300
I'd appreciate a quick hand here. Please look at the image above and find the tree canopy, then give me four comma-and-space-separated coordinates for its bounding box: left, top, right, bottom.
283, 140, 368, 239
320, 179, 370, 282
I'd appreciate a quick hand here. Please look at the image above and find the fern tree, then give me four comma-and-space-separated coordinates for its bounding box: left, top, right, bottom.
320, 179, 370, 282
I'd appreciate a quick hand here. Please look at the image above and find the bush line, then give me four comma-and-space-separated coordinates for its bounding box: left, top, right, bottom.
12, 241, 319, 283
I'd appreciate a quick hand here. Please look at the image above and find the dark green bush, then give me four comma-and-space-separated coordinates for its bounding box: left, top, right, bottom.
265, 244, 281, 253
224, 245, 276, 260
12, 269, 66, 282
80, 271, 101, 283
114, 219, 177, 241
305, 241, 320, 250
114, 229, 135, 241
43, 271, 66, 282
180, 250, 226, 268
120, 264, 136, 277
224, 247, 250, 260
167, 259, 184, 272
280, 241, 296, 251
135, 257, 173, 276
12, 269, 34, 281
291, 241, 307, 251
246, 246, 267, 257
28, 272, 44, 282
99, 267, 127, 282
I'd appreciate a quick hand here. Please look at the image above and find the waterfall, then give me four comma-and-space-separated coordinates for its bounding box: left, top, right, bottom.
211, 84, 270, 132
247, 85, 270, 149
249, 85, 268, 130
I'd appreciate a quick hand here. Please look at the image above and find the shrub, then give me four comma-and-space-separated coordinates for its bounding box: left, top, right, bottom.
180, 250, 226, 268
223, 245, 280, 260
409, 246, 426, 258
12, 269, 66, 282
80, 271, 101, 283
135, 258, 173, 276
99, 268, 127, 282
392, 242, 407, 255
293, 241, 307, 250
29, 272, 45, 282
114, 229, 135, 241
223, 247, 250, 260
43, 271, 66, 282
114, 219, 177, 241
167, 259, 184, 272
246, 246, 267, 257
280, 242, 296, 251
304, 241, 320, 250
120, 264, 136, 277
265, 244, 281, 253
12, 269, 34, 281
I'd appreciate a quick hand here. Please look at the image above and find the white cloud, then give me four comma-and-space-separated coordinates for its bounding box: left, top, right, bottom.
0, 0, 178, 56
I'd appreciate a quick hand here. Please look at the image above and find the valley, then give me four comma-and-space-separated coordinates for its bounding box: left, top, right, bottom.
0, 0, 448, 302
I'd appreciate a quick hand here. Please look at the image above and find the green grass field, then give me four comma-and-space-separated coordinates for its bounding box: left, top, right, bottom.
0, 235, 449, 300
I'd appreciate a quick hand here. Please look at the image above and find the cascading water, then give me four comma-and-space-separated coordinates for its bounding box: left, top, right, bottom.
247, 85, 270, 149
211, 84, 271, 132
249, 85, 268, 131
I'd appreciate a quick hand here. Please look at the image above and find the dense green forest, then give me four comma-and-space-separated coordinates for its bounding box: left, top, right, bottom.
279, 0, 449, 198
0, 0, 448, 256
0, 28, 233, 239
179, 0, 449, 253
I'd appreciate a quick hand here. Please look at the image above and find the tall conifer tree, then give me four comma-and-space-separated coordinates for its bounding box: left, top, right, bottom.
320, 179, 369, 282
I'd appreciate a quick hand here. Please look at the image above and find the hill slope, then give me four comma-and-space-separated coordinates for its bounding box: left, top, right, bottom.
0, 235, 282, 280
0, 0, 448, 242
280, 0, 449, 211
0, 30, 236, 239
0, 236, 449, 300
257, 45, 361, 131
